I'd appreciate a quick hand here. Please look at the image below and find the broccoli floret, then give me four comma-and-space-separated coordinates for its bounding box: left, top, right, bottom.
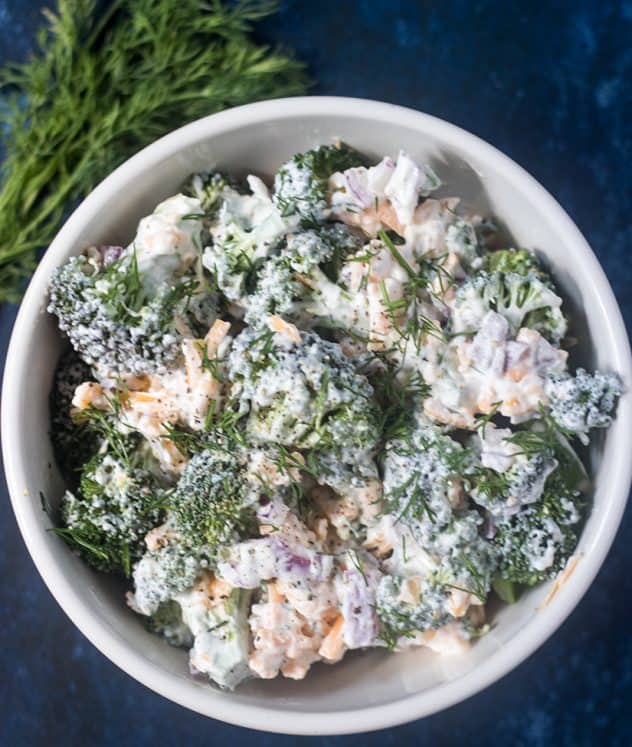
288, 226, 368, 331
228, 327, 381, 450
48, 250, 206, 375
382, 420, 472, 527
472, 418, 590, 519
450, 270, 567, 343
49, 349, 99, 483
57, 454, 166, 575
483, 248, 544, 277
243, 225, 363, 326
376, 574, 452, 641
273, 144, 366, 223
169, 448, 259, 549
300, 267, 369, 337
146, 600, 193, 648
493, 485, 582, 586
545, 368, 623, 443
182, 171, 242, 217
376, 511, 496, 643
203, 185, 286, 302
242, 252, 305, 324
375, 419, 498, 640
285, 223, 363, 278
471, 451, 558, 519
132, 532, 211, 615
187, 586, 252, 690
48, 193, 217, 375
311, 445, 383, 529
444, 218, 480, 266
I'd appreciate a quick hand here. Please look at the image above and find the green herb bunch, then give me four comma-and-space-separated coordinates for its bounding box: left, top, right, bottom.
0, 0, 309, 302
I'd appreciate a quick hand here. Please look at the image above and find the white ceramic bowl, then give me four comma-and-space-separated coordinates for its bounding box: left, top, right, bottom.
3, 97, 631, 735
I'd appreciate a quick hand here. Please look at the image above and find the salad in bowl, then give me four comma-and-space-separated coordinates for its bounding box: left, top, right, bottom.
46, 142, 622, 691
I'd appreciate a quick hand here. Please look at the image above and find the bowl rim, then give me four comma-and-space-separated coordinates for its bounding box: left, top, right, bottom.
3, 96, 631, 735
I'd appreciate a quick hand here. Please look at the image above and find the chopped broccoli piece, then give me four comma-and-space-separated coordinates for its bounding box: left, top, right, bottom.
146, 600, 193, 648
273, 144, 366, 223
169, 448, 259, 549
493, 485, 582, 586
284, 223, 363, 279
48, 250, 206, 375
444, 218, 480, 265
182, 171, 242, 217
375, 419, 497, 644
483, 248, 544, 277
450, 270, 567, 343
203, 184, 286, 302
471, 451, 558, 519
243, 225, 363, 326
492, 577, 520, 604
132, 533, 211, 615
242, 252, 305, 324
472, 418, 588, 519
228, 327, 381, 450
545, 368, 623, 442
57, 454, 166, 575
382, 420, 473, 527
311, 445, 383, 528
300, 268, 369, 337
376, 511, 496, 642
187, 586, 252, 690
428, 511, 496, 597
246, 228, 374, 336
376, 574, 452, 641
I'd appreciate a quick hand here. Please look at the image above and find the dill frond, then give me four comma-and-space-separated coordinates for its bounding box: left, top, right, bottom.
0, 0, 309, 302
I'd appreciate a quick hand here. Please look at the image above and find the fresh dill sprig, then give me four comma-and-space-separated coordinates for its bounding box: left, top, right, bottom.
505, 408, 587, 490
376, 230, 446, 349
378, 230, 417, 279
50, 525, 112, 564
0, 0, 309, 303
377, 611, 418, 650
473, 401, 503, 432
469, 467, 510, 503
387, 474, 437, 524
504, 429, 553, 456
195, 341, 226, 382
204, 400, 248, 447
73, 392, 132, 465
372, 365, 430, 443
401, 534, 409, 563
160, 422, 203, 457
346, 549, 368, 585
161, 399, 248, 457
274, 444, 321, 481
99, 247, 144, 322
446, 554, 488, 603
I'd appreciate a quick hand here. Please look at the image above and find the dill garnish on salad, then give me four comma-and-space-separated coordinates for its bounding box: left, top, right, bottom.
47, 144, 622, 689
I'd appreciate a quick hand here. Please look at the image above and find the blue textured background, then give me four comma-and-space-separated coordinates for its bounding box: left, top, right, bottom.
1, 1, 631, 744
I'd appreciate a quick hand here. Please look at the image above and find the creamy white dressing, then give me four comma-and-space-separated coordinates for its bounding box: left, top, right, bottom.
135, 194, 203, 273
49, 144, 611, 692
329, 151, 440, 227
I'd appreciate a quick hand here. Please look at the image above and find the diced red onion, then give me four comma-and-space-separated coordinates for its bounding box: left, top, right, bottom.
98, 245, 124, 267
344, 169, 373, 208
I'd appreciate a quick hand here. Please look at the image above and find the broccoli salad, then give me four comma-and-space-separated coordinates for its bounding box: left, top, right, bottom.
47, 143, 622, 689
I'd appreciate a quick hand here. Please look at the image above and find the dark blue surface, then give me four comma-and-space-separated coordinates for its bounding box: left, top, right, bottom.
1, 1, 631, 744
